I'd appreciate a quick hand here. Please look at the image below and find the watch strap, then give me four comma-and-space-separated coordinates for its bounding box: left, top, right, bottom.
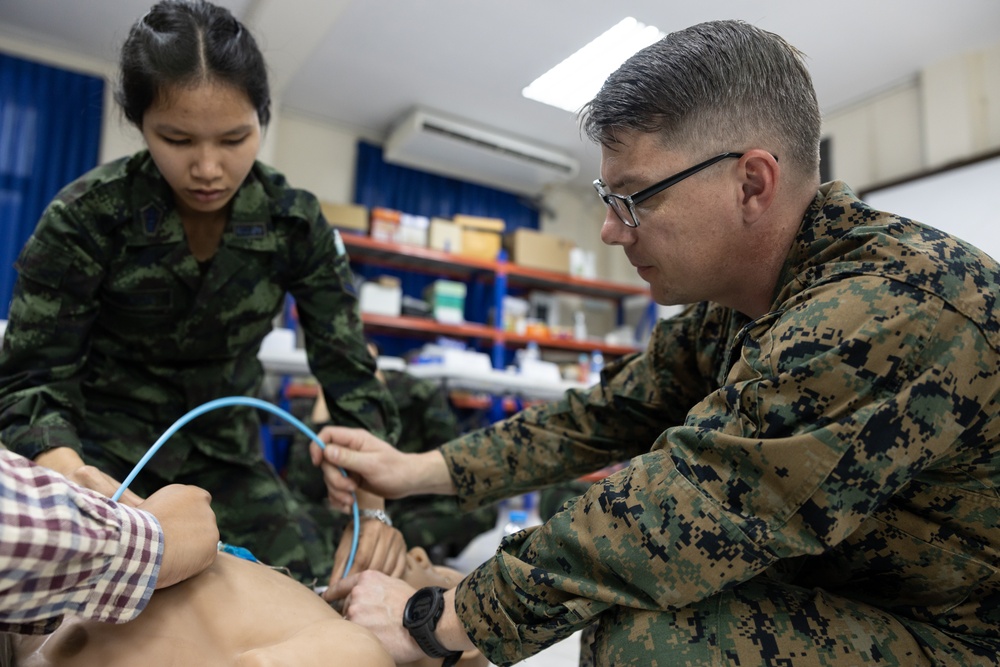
403, 587, 463, 665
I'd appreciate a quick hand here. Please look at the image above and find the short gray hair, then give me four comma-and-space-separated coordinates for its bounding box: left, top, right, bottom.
581, 20, 821, 180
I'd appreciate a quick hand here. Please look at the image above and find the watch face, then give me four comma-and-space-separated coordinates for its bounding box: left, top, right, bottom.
403, 588, 438, 628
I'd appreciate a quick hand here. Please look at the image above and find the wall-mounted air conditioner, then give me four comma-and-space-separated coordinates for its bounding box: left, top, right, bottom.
383, 107, 579, 195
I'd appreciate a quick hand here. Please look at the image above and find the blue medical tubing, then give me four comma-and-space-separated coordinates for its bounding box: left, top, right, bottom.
112, 396, 361, 577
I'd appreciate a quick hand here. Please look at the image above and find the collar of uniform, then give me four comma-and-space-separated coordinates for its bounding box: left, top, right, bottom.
770, 180, 865, 307
126, 154, 276, 253
771, 179, 1000, 352
126, 152, 184, 247
224, 167, 277, 253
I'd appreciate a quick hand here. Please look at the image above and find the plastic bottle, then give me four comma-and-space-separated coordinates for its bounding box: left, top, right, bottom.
589, 350, 605, 385
503, 509, 530, 535
577, 352, 590, 383
574, 311, 587, 341
521, 490, 542, 527
518, 340, 540, 373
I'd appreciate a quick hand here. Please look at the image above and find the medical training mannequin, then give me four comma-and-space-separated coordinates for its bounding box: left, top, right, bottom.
11, 549, 485, 667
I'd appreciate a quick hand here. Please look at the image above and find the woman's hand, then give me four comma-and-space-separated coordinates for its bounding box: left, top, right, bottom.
35, 447, 144, 506
327, 516, 407, 591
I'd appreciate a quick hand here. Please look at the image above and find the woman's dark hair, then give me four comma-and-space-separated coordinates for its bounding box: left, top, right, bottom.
115, 0, 270, 127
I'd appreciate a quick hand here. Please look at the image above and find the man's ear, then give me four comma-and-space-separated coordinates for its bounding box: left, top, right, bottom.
739, 150, 779, 224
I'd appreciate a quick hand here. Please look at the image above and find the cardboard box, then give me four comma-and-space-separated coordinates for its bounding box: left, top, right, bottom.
321, 202, 368, 233
397, 213, 430, 247
369, 207, 402, 243
428, 217, 462, 253
454, 214, 505, 261
504, 228, 575, 274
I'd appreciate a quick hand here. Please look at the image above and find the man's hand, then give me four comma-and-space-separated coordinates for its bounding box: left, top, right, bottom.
138, 484, 219, 589
311, 426, 455, 512
325, 570, 427, 664
328, 518, 407, 590
36, 447, 144, 506
328, 571, 476, 664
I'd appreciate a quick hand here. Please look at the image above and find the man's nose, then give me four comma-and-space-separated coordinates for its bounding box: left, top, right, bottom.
600, 209, 633, 246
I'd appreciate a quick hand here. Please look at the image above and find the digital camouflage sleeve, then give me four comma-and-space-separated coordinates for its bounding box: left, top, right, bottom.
442, 182, 1000, 665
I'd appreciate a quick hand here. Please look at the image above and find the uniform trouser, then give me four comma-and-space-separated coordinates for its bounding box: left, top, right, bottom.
83, 442, 332, 586
579, 577, 996, 666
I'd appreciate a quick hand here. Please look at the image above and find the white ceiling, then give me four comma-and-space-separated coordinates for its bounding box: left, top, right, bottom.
2, 0, 1000, 192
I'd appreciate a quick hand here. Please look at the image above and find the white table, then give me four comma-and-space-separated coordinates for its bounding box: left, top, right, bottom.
406, 364, 587, 401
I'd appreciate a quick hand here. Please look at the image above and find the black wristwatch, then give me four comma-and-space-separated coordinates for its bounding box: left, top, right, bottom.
402, 586, 463, 667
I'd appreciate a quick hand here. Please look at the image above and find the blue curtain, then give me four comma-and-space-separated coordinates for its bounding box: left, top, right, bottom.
353, 140, 539, 232
352, 141, 542, 358
0, 53, 103, 318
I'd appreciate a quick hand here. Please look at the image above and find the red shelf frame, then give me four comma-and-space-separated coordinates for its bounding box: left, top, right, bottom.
360, 313, 640, 356
343, 234, 649, 357
341, 234, 650, 300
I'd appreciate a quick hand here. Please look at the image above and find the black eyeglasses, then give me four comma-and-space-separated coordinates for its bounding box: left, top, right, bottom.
593, 152, 744, 228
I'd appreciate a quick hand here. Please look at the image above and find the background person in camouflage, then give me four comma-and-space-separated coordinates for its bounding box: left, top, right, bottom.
287, 341, 497, 566
0, 0, 402, 586
310, 20, 1000, 667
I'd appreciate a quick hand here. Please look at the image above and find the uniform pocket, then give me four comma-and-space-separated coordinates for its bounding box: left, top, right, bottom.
15, 235, 71, 289
100, 287, 175, 331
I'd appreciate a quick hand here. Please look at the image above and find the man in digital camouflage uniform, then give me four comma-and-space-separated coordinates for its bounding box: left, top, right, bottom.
287, 345, 497, 563
315, 19, 1000, 667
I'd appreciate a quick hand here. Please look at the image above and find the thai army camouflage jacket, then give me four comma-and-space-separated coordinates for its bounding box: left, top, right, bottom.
0, 151, 399, 478
443, 181, 1000, 664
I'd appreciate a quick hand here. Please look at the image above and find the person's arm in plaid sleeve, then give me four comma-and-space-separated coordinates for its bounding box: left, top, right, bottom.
0, 449, 218, 634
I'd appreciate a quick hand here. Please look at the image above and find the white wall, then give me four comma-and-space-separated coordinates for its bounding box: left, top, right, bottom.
864, 154, 1000, 262
823, 41, 1000, 190
270, 112, 358, 205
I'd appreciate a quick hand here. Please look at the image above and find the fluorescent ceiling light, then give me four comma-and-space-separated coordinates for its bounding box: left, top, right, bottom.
522, 17, 665, 113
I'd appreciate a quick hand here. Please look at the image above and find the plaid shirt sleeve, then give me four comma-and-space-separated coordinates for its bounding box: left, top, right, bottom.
0, 448, 163, 634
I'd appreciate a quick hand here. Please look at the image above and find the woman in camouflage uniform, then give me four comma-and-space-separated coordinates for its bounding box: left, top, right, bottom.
0, 0, 401, 586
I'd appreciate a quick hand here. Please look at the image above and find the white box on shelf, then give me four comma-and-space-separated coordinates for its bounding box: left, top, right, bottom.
359, 281, 402, 317
398, 213, 430, 247
258, 327, 309, 376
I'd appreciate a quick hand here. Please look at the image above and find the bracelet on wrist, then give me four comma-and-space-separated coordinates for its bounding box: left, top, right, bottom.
358, 508, 393, 527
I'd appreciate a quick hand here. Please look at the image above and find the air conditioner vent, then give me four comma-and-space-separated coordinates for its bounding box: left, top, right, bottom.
420, 120, 577, 175
384, 107, 579, 194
